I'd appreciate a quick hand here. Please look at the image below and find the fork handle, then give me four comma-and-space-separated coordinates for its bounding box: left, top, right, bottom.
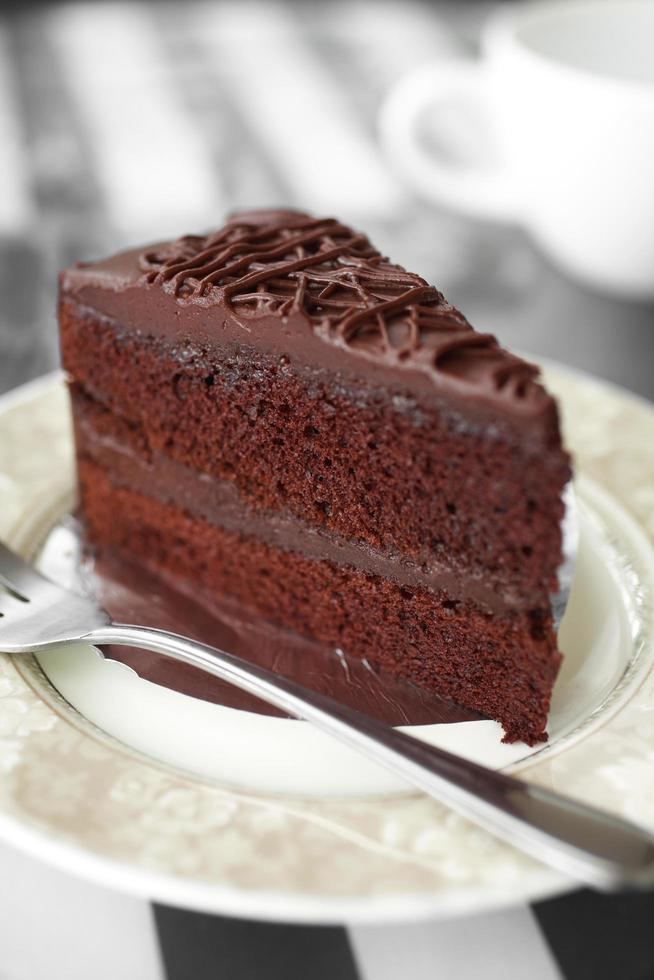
87, 622, 654, 891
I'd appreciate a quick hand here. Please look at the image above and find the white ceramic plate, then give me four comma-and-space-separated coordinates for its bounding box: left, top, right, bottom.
1, 367, 654, 923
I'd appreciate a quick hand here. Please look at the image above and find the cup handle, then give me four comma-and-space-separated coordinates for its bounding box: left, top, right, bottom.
379, 62, 520, 224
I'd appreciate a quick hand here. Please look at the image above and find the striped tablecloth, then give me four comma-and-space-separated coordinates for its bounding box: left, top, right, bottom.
1, 3, 653, 978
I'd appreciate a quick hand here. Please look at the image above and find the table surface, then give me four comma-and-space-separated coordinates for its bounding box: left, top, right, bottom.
0, 2, 653, 979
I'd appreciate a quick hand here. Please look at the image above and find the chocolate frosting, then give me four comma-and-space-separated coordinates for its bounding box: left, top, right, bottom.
61, 209, 556, 426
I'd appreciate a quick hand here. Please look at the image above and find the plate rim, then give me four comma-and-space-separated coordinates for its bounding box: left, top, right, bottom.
0, 794, 570, 925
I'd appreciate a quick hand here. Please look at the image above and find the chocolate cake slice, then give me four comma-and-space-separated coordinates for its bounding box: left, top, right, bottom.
59, 209, 571, 744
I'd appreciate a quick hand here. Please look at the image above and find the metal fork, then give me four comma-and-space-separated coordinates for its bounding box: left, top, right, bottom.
1, 538, 653, 891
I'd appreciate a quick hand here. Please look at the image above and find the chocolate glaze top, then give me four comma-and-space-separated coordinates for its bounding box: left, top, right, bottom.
61, 209, 560, 436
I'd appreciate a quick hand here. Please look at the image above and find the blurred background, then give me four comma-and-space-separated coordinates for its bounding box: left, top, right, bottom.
0, 0, 652, 402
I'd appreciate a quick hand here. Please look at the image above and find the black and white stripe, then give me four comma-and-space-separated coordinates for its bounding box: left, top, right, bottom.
5, 834, 654, 980
1, 3, 653, 978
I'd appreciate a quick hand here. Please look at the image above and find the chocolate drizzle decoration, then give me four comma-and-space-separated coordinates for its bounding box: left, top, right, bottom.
138, 210, 544, 402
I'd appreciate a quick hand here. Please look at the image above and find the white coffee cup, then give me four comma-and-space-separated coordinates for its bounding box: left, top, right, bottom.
379, 0, 654, 298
